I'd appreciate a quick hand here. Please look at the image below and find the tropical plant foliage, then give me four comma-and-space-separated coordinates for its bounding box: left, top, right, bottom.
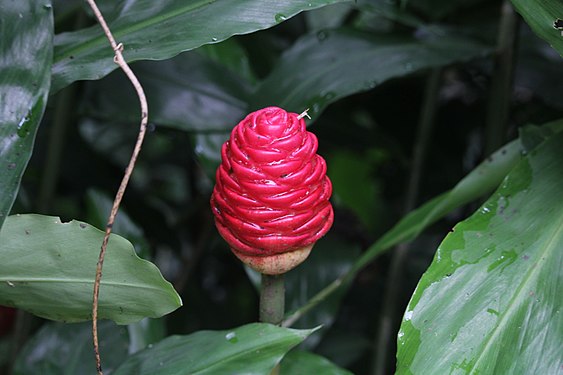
1, 0, 561, 373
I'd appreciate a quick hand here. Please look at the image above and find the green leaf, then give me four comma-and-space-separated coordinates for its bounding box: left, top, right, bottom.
113, 323, 315, 374
0, 2, 53, 228
284, 235, 360, 343
280, 350, 353, 375
352, 129, 524, 273
396, 131, 563, 374
82, 51, 252, 132
304, 2, 354, 31
285, 120, 563, 325
251, 28, 491, 118
127, 318, 166, 354
328, 150, 383, 231
194, 132, 230, 182
353, 120, 563, 272
197, 38, 258, 84
85, 189, 150, 259
13, 321, 129, 375
0, 214, 181, 324
52, 0, 351, 92
511, 0, 563, 57
356, 0, 424, 28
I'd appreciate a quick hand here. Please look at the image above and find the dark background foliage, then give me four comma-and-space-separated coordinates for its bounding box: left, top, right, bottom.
1, 0, 562, 373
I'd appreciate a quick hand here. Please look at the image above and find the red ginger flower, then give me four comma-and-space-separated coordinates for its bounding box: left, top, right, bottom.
211, 106, 333, 274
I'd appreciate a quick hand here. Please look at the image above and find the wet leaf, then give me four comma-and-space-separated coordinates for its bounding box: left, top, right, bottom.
396, 131, 563, 374
52, 0, 351, 91
511, 0, 563, 57
13, 321, 129, 375
251, 28, 491, 119
0, 1, 53, 228
0, 214, 181, 324
280, 350, 353, 375
113, 323, 315, 374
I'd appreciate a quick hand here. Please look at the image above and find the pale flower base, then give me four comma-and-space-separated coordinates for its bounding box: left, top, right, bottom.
233, 245, 313, 275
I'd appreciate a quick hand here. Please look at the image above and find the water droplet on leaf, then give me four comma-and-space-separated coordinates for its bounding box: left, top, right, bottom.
17, 114, 31, 137
364, 80, 378, 89
316, 30, 328, 41
275, 13, 287, 23
225, 331, 238, 343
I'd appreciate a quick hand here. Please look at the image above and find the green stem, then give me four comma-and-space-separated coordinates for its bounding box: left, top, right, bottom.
484, 0, 519, 156
372, 68, 442, 375
37, 84, 77, 213
283, 273, 346, 328
260, 274, 285, 325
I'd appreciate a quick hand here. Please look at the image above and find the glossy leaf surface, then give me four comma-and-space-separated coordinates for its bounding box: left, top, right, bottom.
396, 131, 563, 374
0, 1, 53, 228
352, 121, 563, 272
52, 0, 350, 91
82, 52, 252, 132
113, 323, 314, 374
280, 350, 353, 375
511, 0, 563, 56
85, 189, 150, 258
13, 321, 129, 375
0, 214, 181, 324
285, 121, 563, 325
251, 28, 491, 118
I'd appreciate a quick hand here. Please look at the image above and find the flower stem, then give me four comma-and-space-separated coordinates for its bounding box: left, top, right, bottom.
259, 274, 285, 325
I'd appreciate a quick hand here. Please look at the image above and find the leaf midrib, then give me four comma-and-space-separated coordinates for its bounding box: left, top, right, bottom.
54, 0, 215, 62
0, 276, 167, 292
469, 206, 563, 371
190, 335, 301, 374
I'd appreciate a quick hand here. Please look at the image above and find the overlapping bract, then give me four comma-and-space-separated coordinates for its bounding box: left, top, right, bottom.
211, 107, 333, 259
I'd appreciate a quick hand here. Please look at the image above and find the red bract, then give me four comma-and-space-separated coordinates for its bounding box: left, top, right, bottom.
211, 106, 333, 274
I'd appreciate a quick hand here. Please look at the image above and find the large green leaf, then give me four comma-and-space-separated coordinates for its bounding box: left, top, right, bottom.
280, 350, 353, 375
13, 321, 129, 375
251, 28, 491, 118
0, 1, 53, 228
52, 0, 351, 92
113, 323, 315, 374
510, 0, 563, 56
396, 131, 563, 373
0, 214, 181, 324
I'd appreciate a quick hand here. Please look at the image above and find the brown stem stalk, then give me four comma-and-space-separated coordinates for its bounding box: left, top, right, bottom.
84, 1, 148, 374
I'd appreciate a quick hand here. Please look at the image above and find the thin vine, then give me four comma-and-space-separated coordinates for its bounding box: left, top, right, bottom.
84, 1, 149, 374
